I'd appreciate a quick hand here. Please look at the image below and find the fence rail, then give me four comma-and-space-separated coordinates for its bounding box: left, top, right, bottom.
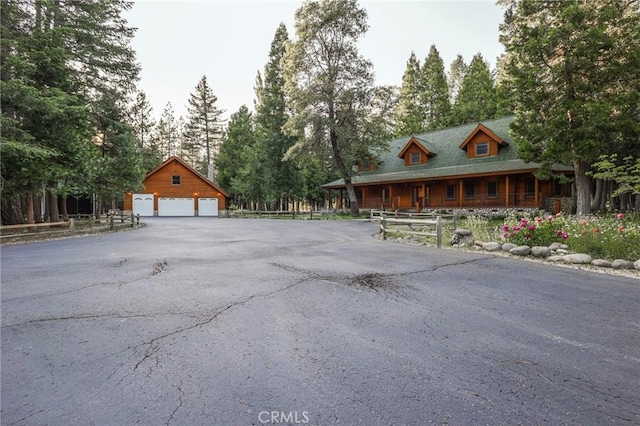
370, 210, 447, 248
1, 213, 140, 241
227, 210, 342, 220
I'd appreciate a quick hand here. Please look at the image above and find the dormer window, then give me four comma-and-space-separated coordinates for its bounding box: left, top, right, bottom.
172, 175, 181, 185
459, 124, 508, 159
398, 136, 435, 166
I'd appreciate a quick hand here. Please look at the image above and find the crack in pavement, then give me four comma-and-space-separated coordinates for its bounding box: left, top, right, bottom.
3, 259, 171, 303
1, 311, 202, 329
166, 380, 184, 425
128, 279, 308, 376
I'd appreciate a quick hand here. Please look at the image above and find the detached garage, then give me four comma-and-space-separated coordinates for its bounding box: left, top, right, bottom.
124, 156, 228, 217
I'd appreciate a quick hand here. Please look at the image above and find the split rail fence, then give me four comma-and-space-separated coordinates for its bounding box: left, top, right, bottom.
370, 210, 457, 248
0, 212, 141, 242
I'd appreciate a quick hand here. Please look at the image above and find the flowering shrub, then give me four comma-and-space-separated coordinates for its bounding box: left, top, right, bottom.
502, 212, 640, 260
502, 212, 568, 246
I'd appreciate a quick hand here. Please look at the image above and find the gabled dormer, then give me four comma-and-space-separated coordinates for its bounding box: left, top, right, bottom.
459, 123, 508, 159
356, 156, 378, 172
398, 136, 436, 166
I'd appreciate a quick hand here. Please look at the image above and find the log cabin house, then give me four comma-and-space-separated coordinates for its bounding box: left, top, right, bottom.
322, 117, 574, 212
123, 156, 228, 216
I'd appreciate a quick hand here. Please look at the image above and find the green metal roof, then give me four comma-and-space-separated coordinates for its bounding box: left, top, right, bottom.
323, 116, 573, 188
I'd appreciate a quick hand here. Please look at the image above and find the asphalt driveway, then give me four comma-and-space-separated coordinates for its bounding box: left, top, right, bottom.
1, 218, 639, 425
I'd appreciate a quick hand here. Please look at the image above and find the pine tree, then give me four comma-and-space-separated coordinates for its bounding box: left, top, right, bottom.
447, 54, 467, 105
450, 53, 498, 126
216, 106, 255, 208
499, 0, 640, 214
154, 102, 179, 160
184, 76, 224, 180
420, 44, 451, 130
394, 52, 424, 136
254, 23, 303, 210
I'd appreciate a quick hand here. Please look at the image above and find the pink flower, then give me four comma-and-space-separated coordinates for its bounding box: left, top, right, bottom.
617, 213, 624, 220
528, 225, 536, 231
547, 215, 554, 221
562, 232, 569, 239
556, 229, 564, 236
618, 226, 625, 233
521, 218, 529, 225
503, 233, 509, 239
525, 233, 531, 239
535, 217, 543, 223
502, 225, 510, 232
513, 226, 521, 231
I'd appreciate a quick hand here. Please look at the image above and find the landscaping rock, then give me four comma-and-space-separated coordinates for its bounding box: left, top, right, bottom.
549, 242, 563, 251
563, 253, 592, 264
510, 245, 531, 256
501, 242, 517, 252
560, 244, 569, 250
531, 246, 551, 257
556, 248, 570, 255
611, 259, 634, 270
482, 242, 502, 252
635, 260, 640, 271
547, 255, 564, 262
450, 229, 474, 246
592, 259, 612, 268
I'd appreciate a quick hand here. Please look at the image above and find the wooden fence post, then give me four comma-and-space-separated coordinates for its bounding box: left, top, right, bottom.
109, 215, 114, 230
436, 215, 442, 248
69, 218, 75, 235
381, 217, 387, 240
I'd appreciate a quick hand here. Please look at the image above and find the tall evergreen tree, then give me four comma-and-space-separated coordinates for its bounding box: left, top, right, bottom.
499, 0, 640, 214
420, 44, 451, 130
283, 0, 391, 216
254, 23, 303, 210
216, 106, 255, 208
450, 53, 498, 126
394, 52, 424, 136
184, 76, 224, 180
447, 54, 467, 105
154, 102, 179, 160
0, 0, 140, 223
128, 90, 160, 172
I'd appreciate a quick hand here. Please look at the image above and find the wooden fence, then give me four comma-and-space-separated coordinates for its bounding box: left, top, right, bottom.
0, 213, 140, 241
370, 210, 453, 248
227, 210, 343, 220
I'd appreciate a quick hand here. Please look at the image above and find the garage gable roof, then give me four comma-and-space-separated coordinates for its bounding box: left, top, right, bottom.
146, 156, 229, 197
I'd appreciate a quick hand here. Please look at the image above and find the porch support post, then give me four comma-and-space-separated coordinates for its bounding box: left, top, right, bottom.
339, 189, 343, 210
421, 183, 426, 208
459, 179, 464, 208
505, 176, 510, 207
389, 185, 393, 210
534, 177, 539, 207
362, 186, 366, 209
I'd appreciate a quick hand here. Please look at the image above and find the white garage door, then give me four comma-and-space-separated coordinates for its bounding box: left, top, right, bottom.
132, 194, 154, 217
198, 198, 219, 217
158, 197, 195, 216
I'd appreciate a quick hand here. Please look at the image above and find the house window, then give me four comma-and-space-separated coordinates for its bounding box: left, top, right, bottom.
446, 184, 456, 200
410, 152, 421, 164
476, 142, 489, 156
172, 175, 181, 186
487, 181, 498, 198
525, 178, 535, 199
465, 182, 475, 199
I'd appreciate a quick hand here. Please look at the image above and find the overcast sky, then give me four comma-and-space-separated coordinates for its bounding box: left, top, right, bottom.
125, 0, 506, 123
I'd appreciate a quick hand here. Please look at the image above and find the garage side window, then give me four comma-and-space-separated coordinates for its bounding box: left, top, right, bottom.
172, 175, 181, 185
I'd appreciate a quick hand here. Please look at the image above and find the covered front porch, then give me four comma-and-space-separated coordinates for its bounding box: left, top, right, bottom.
328, 173, 572, 212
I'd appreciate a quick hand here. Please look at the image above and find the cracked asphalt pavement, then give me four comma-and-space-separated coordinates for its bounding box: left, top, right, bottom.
1, 218, 639, 425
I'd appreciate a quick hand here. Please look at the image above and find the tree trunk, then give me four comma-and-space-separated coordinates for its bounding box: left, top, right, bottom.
47, 182, 59, 222
61, 193, 68, 219
26, 190, 35, 224
591, 179, 603, 212
573, 159, 591, 215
